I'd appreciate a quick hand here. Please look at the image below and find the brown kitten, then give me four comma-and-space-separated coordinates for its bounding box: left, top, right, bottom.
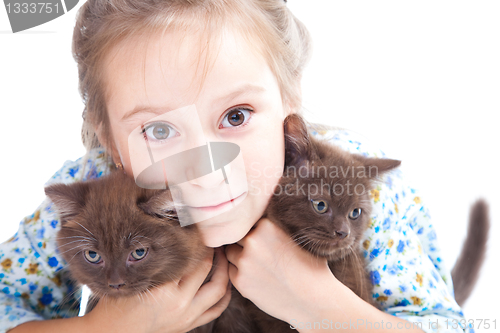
242, 114, 401, 332
45, 172, 210, 303
273, 113, 401, 299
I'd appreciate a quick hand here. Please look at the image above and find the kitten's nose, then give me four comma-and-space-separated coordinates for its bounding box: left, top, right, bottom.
335, 230, 348, 239
108, 283, 126, 290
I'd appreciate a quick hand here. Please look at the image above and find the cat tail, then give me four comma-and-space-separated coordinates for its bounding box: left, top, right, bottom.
450, 198, 490, 306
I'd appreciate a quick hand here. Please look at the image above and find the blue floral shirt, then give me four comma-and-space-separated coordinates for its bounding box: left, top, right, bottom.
0, 126, 473, 333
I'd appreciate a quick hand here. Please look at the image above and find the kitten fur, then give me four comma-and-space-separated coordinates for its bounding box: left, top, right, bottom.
451, 199, 490, 306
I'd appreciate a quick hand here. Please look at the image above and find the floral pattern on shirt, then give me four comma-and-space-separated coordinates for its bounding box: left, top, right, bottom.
0, 149, 113, 333
0, 128, 473, 333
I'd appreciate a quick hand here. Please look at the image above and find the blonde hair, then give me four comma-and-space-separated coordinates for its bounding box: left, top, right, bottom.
72, 0, 312, 159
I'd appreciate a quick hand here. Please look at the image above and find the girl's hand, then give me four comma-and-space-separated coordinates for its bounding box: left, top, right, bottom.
225, 218, 341, 324
83, 247, 231, 333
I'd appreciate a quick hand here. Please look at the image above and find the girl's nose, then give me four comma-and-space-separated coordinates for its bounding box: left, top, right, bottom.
188, 163, 232, 188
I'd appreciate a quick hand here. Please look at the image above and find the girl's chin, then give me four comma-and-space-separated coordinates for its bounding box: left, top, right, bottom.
199, 221, 252, 247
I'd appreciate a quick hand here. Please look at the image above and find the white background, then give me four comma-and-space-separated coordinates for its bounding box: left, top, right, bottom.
1, 1, 498, 331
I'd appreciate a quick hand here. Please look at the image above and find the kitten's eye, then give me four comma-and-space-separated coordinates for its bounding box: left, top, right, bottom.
84, 250, 102, 264
220, 108, 252, 128
311, 199, 329, 214
349, 208, 362, 220
141, 122, 178, 142
131, 248, 148, 260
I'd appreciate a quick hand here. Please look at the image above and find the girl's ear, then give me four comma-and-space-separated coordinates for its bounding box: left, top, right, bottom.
284, 100, 295, 117
94, 122, 122, 166
44, 182, 90, 224
283, 89, 301, 117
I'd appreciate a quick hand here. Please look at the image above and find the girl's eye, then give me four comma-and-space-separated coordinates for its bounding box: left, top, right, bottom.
220, 108, 252, 128
349, 208, 362, 220
141, 122, 178, 142
84, 250, 102, 264
131, 248, 148, 260
311, 199, 329, 214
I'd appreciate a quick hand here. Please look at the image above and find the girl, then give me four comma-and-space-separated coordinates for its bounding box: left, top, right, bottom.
0, 0, 472, 332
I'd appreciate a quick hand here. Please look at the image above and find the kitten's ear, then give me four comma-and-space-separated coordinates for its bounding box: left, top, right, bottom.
284, 114, 311, 168
138, 190, 177, 220
357, 156, 401, 178
44, 182, 90, 224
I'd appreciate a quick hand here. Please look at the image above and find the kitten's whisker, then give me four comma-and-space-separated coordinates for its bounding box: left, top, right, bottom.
149, 283, 175, 302
295, 238, 309, 247
73, 221, 97, 240
146, 288, 159, 305
58, 235, 95, 242
312, 239, 321, 258
56, 244, 89, 255
289, 227, 316, 240
138, 289, 145, 304
350, 244, 365, 297
134, 290, 143, 304
135, 240, 147, 250
131, 235, 167, 249
60, 227, 97, 239
65, 248, 87, 264
129, 224, 143, 242
340, 247, 350, 276
301, 239, 314, 252
284, 235, 302, 249
292, 235, 310, 243
58, 239, 92, 247
51, 283, 83, 315
58, 243, 89, 256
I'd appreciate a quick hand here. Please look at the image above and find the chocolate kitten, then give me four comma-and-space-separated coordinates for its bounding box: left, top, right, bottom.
273, 113, 401, 301
242, 114, 401, 332
45, 172, 210, 305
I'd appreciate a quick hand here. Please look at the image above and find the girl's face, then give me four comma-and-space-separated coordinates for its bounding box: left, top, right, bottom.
102, 29, 289, 247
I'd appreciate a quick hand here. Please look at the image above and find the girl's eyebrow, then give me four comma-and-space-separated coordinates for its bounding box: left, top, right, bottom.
120, 83, 266, 122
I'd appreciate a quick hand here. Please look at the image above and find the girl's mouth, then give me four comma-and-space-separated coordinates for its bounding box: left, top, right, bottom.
189, 191, 247, 213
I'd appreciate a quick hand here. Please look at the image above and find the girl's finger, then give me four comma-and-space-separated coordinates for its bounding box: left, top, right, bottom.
236, 219, 261, 247
224, 243, 243, 266
177, 248, 215, 298
188, 281, 232, 331
227, 259, 239, 285
192, 247, 229, 309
